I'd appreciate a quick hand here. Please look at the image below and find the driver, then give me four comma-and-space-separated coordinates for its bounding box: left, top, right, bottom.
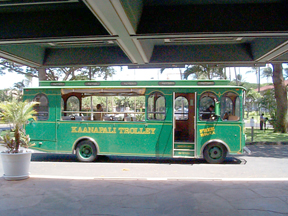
202, 105, 215, 120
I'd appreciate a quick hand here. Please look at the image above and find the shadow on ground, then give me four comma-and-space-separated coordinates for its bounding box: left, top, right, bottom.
31, 153, 243, 165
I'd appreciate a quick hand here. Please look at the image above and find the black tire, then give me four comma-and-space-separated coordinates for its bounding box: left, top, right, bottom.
203, 143, 227, 164
76, 140, 97, 162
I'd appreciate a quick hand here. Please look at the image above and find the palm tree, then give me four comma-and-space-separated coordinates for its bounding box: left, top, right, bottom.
245, 88, 261, 118
246, 67, 261, 91
183, 65, 225, 80
261, 66, 273, 83
0, 100, 38, 153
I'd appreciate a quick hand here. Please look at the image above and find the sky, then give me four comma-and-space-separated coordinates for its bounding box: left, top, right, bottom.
0, 66, 272, 90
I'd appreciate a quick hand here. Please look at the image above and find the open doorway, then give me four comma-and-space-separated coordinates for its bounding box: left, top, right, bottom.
174, 93, 196, 143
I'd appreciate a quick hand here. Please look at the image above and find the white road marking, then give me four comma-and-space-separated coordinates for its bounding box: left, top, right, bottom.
29, 175, 288, 181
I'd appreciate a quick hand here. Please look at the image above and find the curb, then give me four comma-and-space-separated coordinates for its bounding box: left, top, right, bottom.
246, 142, 288, 145
28, 175, 288, 181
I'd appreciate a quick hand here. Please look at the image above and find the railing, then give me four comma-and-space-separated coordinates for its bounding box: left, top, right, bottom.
61, 111, 145, 121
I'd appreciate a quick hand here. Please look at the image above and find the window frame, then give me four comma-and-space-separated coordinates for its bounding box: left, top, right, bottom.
199, 92, 218, 121
33, 93, 49, 121
174, 96, 189, 121
220, 92, 240, 121
147, 91, 166, 121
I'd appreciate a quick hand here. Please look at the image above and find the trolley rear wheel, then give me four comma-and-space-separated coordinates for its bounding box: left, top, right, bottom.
76, 140, 97, 162
203, 143, 227, 164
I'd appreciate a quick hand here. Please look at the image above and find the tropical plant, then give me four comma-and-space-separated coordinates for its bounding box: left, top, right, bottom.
261, 66, 273, 82
183, 65, 226, 80
245, 88, 261, 118
0, 88, 13, 102
0, 100, 38, 153
259, 89, 277, 128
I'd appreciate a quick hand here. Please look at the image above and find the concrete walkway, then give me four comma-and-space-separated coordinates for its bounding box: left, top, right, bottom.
1, 147, 288, 215
2, 177, 288, 216
1, 178, 288, 216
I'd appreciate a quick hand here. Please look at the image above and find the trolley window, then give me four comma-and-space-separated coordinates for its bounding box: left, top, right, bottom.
33, 93, 49, 121
199, 92, 217, 121
221, 92, 240, 121
175, 96, 188, 120
148, 92, 166, 120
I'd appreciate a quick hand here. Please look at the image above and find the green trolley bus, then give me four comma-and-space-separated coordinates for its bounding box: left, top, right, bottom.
23, 80, 247, 164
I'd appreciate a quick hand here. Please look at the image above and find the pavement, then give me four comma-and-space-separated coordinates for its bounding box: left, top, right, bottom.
1, 178, 288, 216
0, 145, 288, 215
1, 124, 288, 215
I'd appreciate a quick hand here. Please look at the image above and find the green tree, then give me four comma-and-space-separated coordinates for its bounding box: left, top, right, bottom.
183, 65, 225, 80
80, 66, 116, 80
271, 63, 287, 133
0, 89, 13, 102
0, 58, 116, 82
245, 88, 261, 118
261, 66, 273, 83
246, 67, 261, 91
259, 89, 277, 128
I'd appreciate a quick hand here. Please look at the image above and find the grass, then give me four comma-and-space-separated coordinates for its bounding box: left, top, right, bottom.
245, 128, 288, 143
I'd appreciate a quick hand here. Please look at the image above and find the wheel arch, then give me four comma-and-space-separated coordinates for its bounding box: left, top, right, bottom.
200, 139, 230, 157
72, 136, 99, 154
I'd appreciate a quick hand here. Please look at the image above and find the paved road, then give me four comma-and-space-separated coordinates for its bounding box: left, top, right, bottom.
1, 178, 288, 216
0, 144, 287, 180
0, 144, 288, 215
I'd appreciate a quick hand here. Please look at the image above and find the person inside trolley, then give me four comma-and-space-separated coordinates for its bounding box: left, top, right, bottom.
94, 104, 103, 120
202, 105, 215, 120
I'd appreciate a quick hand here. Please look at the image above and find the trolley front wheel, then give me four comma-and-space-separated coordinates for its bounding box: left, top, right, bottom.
203, 143, 227, 164
76, 141, 97, 162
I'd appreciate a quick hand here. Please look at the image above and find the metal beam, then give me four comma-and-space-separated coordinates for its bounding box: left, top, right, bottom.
83, 0, 151, 64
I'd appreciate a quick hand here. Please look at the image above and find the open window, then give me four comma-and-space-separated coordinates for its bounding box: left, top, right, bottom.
221, 92, 240, 121
174, 96, 188, 120
199, 92, 218, 121
65, 96, 81, 120
61, 88, 145, 121
148, 92, 166, 120
33, 93, 49, 121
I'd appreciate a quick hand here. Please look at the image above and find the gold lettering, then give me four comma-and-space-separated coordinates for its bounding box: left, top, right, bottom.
118, 128, 125, 134
82, 127, 88, 133
78, 127, 83, 133
102, 127, 108, 133
143, 128, 149, 134
132, 128, 139, 134
108, 127, 116, 134
149, 128, 156, 134
124, 128, 130, 134
71, 127, 77, 133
